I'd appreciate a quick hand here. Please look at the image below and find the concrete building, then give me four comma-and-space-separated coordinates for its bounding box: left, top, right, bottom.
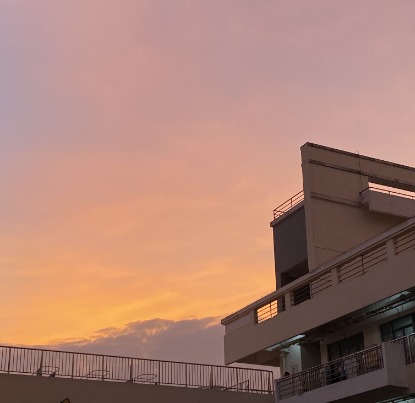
222, 143, 415, 403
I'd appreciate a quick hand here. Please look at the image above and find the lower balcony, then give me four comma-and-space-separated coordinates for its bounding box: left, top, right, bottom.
275, 342, 408, 403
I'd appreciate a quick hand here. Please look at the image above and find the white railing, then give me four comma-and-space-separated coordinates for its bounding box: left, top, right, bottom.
0, 345, 274, 394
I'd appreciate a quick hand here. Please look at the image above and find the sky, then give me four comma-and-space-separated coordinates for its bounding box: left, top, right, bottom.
0, 0, 415, 365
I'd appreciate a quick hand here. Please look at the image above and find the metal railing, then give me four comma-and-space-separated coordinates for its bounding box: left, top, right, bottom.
273, 191, 304, 219
290, 272, 332, 307
395, 229, 415, 256
0, 345, 274, 394
256, 298, 285, 324
392, 333, 415, 365
338, 243, 388, 283
362, 186, 415, 201
276, 345, 383, 400
223, 219, 415, 328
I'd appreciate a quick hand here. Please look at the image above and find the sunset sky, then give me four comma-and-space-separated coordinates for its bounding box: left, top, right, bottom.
1, 0, 415, 363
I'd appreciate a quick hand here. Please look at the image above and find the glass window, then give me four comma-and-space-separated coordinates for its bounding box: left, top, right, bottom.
380, 313, 414, 342
328, 333, 365, 362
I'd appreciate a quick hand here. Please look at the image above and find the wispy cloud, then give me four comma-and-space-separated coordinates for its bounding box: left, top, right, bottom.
33, 317, 224, 364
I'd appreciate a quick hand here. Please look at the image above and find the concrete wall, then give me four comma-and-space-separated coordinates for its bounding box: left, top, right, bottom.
0, 373, 275, 403
272, 206, 308, 288
362, 189, 415, 218
301, 143, 415, 270
224, 239, 415, 365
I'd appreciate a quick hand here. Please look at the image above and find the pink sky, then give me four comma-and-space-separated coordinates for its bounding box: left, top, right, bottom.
0, 0, 415, 359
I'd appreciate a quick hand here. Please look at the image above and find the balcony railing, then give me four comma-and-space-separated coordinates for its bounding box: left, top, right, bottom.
273, 191, 304, 219
275, 345, 383, 400
230, 220, 415, 329
0, 345, 274, 394
392, 333, 415, 365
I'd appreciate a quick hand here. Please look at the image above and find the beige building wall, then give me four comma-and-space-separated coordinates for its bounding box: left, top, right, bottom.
0, 373, 274, 403
223, 230, 415, 364
301, 143, 415, 270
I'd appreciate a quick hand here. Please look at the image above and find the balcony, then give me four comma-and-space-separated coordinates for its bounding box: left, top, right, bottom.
360, 186, 415, 218
275, 342, 408, 403
222, 217, 415, 365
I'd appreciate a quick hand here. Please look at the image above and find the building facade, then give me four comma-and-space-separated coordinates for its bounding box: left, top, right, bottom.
222, 143, 415, 403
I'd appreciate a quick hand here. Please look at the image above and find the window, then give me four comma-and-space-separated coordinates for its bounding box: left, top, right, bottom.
328, 333, 365, 361
380, 314, 415, 342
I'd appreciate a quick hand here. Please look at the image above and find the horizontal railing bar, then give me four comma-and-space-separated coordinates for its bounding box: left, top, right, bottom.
0, 345, 273, 394
276, 345, 384, 400
273, 190, 304, 218
361, 186, 415, 199
0, 345, 270, 373
223, 218, 415, 325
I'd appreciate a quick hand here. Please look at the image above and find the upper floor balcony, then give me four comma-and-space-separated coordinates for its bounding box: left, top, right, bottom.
222, 216, 415, 366
275, 334, 415, 403
360, 186, 415, 218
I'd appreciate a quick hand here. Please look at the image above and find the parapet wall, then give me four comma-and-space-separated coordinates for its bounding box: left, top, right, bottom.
0, 373, 274, 403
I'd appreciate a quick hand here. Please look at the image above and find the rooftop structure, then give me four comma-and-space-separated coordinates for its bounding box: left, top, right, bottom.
222, 143, 415, 403
0, 344, 274, 403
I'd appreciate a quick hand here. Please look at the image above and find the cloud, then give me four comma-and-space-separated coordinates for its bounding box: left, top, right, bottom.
38, 317, 225, 365
29, 316, 280, 379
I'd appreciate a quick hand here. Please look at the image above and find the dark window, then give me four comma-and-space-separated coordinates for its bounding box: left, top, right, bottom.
327, 333, 365, 362
380, 314, 415, 342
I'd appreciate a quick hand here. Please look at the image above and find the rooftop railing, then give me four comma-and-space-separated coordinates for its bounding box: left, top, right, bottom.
273, 191, 304, 219
0, 345, 274, 394
275, 345, 383, 400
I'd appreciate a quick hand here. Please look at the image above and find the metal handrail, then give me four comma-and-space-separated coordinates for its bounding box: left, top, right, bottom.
273, 190, 304, 219
222, 218, 415, 326
391, 333, 415, 364
276, 345, 383, 400
361, 186, 415, 200
0, 345, 274, 394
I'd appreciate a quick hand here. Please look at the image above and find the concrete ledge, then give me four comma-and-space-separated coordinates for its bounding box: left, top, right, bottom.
0, 373, 275, 403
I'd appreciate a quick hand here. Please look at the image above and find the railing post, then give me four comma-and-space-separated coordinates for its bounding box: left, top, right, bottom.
386, 238, 396, 261
71, 354, 75, 379
331, 267, 339, 286
101, 356, 104, 381
7, 347, 11, 374
37, 351, 43, 376
210, 366, 213, 388
274, 379, 280, 401
129, 360, 133, 383
158, 361, 161, 385
185, 363, 187, 387
284, 291, 292, 310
